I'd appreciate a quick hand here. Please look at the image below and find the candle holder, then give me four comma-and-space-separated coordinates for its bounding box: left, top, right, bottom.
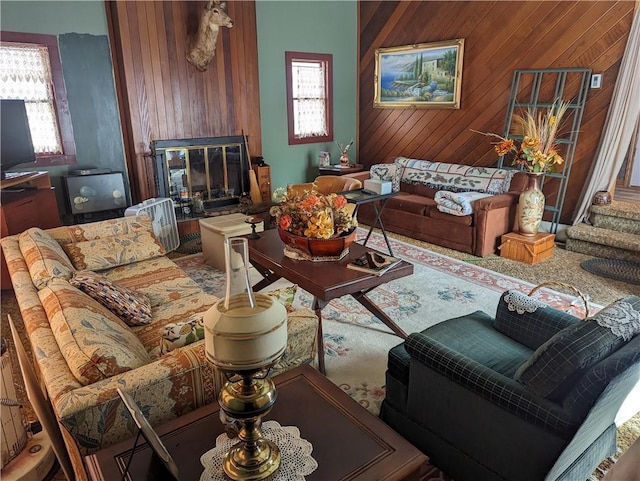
245, 217, 262, 239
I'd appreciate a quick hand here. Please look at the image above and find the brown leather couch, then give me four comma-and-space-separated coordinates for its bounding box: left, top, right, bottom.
345, 160, 527, 257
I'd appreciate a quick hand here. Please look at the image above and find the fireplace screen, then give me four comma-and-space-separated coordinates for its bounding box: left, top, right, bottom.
152, 136, 249, 215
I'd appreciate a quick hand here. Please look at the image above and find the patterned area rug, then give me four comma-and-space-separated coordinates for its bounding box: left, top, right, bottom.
175, 232, 202, 255
176, 228, 640, 480
580, 258, 640, 286
3, 228, 636, 481
176, 228, 597, 416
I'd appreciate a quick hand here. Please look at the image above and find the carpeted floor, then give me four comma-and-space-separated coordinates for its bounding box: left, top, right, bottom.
174, 228, 639, 480
2, 226, 638, 480
170, 227, 640, 307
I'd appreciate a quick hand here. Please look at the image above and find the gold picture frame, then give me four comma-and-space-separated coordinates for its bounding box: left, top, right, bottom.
374, 38, 465, 109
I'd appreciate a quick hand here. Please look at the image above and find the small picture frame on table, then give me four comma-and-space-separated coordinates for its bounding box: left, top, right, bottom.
117, 388, 180, 481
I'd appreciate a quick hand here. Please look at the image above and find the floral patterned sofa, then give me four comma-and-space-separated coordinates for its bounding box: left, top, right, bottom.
1, 215, 318, 480
345, 157, 529, 257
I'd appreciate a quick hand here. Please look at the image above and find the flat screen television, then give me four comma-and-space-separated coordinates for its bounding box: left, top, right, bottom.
1, 99, 36, 180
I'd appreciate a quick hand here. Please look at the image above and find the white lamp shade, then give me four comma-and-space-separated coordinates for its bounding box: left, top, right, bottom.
204, 293, 287, 371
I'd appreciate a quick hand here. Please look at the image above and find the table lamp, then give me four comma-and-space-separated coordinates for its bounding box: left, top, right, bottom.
203, 237, 287, 480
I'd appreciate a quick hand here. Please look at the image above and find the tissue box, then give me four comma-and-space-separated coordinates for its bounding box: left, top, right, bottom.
364, 179, 392, 195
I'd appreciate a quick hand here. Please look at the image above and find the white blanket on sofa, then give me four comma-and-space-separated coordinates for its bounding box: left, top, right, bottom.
434, 190, 492, 216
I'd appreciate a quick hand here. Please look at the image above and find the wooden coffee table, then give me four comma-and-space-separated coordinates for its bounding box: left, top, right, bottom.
85, 365, 428, 480
248, 229, 414, 374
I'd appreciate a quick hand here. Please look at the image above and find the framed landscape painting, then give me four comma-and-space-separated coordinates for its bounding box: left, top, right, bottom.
374, 39, 465, 109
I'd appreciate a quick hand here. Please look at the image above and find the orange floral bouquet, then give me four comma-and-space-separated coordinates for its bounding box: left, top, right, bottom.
474, 100, 570, 174
270, 187, 357, 239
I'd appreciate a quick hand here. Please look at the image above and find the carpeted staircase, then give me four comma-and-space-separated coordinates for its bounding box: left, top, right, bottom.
566, 200, 640, 262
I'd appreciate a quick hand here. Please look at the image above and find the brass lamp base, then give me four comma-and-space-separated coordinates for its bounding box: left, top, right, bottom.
225, 437, 280, 480
218, 371, 281, 480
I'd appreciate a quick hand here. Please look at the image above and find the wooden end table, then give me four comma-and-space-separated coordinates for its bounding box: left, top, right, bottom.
248, 229, 413, 374
85, 366, 429, 480
318, 164, 364, 176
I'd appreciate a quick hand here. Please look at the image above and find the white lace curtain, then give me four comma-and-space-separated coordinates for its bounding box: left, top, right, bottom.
572, 6, 640, 224
0, 42, 62, 154
292, 61, 327, 138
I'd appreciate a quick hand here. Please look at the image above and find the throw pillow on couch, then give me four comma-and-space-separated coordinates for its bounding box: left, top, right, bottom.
70, 270, 153, 326
38, 279, 151, 385
515, 295, 640, 398
158, 285, 299, 354
62, 231, 165, 271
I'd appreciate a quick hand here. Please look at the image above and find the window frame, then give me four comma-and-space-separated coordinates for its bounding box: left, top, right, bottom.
1, 31, 76, 166
285, 51, 333, 145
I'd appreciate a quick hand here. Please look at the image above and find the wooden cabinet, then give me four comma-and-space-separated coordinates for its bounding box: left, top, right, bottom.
1, 172, 61, 290
252, 165, 271, 202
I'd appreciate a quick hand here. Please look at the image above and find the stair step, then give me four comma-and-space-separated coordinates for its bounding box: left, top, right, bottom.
591, 200, 640, 220
591, 213, 640, 235
566, 224, 640, 262
590, 200, 640, 235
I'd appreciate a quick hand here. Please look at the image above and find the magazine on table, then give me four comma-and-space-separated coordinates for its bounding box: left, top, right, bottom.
347, 251, 401, 276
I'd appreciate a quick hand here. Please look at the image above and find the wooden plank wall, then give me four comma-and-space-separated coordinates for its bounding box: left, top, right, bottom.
106, 0, 261, 203
358, 1, 635, 223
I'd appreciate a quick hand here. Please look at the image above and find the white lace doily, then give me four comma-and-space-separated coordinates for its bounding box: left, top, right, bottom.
200, 421, 318, 481
504, 290, 548, 314
594, 301, 640, 340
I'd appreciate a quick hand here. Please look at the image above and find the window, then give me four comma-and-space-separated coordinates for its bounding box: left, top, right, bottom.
285, 52, 333, 145
0, 32, 76, 165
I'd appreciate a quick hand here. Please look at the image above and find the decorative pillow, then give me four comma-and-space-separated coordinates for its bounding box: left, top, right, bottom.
18, 227, 75, 290
63, 231, 165, 271
63, 215, 154, 243
158, 285, 299, 354
370, 163, 402, 193
515, 295, 640, 398
160, 314, 205, 355
265, 285, 298, 313
38, 279, 151, 385
69, 270, 153, 326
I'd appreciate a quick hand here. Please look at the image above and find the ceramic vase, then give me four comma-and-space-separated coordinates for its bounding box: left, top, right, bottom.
518, 173, 545, 236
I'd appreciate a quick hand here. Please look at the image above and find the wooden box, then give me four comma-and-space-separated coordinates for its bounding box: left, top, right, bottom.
500, 232, 555, 264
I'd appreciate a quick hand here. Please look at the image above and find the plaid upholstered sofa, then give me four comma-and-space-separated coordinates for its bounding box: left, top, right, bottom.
1, 215, 318, 480
380, 290, 640, 481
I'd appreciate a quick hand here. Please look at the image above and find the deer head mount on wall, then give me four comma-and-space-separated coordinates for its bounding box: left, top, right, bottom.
186, 1, 234, 72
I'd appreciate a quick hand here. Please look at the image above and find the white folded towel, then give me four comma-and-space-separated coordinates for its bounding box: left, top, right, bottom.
434, 190, 492, 216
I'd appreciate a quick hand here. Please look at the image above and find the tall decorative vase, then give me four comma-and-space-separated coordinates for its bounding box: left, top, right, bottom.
518, 173, 545, 236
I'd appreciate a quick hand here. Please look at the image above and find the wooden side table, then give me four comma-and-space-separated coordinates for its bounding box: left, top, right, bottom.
318, 164, 364, 176
85, 366, 428, 481
1, 171, 61, 290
